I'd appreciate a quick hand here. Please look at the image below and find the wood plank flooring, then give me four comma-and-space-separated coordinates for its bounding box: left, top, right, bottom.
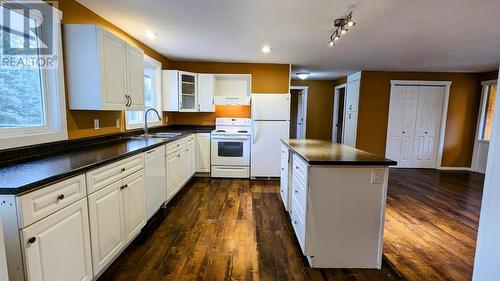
99, 169, 483, 281
99, 178, 399, 281
384, 169, 483, 281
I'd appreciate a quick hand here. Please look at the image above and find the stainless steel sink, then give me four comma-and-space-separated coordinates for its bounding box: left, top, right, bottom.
128, 132, 183, 139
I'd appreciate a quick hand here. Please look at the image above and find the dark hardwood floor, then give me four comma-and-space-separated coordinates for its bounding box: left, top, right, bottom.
384, 169, 483, 281
98, 169, 484, 281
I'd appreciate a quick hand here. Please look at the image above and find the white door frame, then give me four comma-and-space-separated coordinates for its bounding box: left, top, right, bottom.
471, 79, 497, 173
332, 83, 347, 142
388, 80, 452, 169
290, 86, 308, 139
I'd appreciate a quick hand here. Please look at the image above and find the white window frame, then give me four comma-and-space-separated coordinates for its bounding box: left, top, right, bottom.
477, 79, 497, 142
125, 54, 163, 130
0, 2, 67, 150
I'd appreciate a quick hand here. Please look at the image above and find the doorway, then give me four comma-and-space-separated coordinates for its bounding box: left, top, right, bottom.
332, 84, 347, 143
289, 86, 308, 139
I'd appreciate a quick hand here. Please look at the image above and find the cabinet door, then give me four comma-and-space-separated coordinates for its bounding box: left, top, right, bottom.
179, 149, 189, 187
87, 180, 124, 274
346, 79, 360, 112
178, 71, 197, 112
190, 137, 196, 176
166, 152, 181, 200
122, 171, 146, 243
343, 111, 357, 147
162, 70, 180, 111
198, 74, 215, 112
99, 29, 127, 110
21, 198, 92, 281
196, 133, 211, 173
125, 44, 145, 110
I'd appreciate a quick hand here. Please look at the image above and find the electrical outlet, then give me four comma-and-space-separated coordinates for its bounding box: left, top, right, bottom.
116, 119, 120, 128
165, 115, 168, 124
371, 169, 384, 184
93, 119, 99, 130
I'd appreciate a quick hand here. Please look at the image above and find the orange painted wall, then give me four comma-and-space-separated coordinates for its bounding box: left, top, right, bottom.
58, 0, 172, 139
168, 62, 290, 125
357, 71, 483, 167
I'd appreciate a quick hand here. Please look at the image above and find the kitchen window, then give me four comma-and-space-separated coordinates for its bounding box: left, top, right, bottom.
479, 81, 497, 141
0, 3, 67, 150
125, 55, 162, 129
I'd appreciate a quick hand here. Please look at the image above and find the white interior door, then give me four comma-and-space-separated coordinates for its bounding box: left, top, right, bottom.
412, 86, 445, 168
296, 92, 305, 138
386, 86, 419, 167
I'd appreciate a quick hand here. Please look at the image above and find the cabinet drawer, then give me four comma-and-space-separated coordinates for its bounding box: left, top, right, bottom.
17, 174, 87, 228
145, 145, 165, 161
86, 154, 144, 194
292, 154, 308, 182
166, 138, 186, 154
291, 197, 307, 254
291, 176, 307, 216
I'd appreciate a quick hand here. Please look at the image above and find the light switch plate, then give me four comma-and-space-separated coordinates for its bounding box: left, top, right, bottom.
115, 119, 120, 128
371, 169, 384, 184
93, 119, 99, 130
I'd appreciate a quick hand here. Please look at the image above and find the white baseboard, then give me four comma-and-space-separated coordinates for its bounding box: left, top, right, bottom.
439, 166, 471, 171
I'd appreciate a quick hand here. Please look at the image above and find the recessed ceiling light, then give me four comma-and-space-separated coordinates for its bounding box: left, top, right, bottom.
146, 31, 157, 39
297, 72, 310, 80
261, 45, 271, 54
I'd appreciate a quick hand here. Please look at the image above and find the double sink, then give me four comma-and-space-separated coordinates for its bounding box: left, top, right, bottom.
129, 132, 183, 140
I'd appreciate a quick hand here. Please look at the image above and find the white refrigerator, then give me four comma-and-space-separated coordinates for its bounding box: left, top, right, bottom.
251, 94, 290, 178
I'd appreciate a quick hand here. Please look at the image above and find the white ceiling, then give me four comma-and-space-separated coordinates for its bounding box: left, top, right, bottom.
77, 0, 500, 79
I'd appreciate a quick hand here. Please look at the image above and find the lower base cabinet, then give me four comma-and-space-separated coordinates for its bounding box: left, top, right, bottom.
88, 170, 146, 276
20, 198, 93, 281
87, 180, 125, 274
166, 135, 196, 201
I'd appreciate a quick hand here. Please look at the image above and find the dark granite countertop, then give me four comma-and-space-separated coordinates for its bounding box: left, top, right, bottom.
0, 126, 214, 195
281, 139, 397, 166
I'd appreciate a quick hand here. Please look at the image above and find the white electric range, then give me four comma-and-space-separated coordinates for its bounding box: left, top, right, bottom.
211, 118, 251, 178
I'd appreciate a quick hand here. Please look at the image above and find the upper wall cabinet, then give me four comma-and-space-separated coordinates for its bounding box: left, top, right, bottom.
64, 24, 145, 111
214, 74, 251, 105
163, 70, 215, 112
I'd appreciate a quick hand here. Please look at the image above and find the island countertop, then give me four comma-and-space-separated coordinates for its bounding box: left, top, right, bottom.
281, 139, 397, 166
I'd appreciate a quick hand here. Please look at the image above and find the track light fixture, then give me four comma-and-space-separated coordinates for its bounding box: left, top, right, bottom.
328, 11, 355, 47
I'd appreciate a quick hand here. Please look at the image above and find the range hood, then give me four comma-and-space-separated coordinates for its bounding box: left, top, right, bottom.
214, 74, 251, 105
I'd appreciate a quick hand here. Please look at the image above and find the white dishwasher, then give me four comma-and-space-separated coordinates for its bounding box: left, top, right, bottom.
145, 145, 167, 220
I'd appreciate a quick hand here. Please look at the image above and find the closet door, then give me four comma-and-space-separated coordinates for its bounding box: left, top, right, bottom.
386, 86, 418, 167
412, 86, 445, 168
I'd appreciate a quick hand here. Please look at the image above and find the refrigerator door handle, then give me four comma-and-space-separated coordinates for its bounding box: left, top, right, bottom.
252, 121, 258, 144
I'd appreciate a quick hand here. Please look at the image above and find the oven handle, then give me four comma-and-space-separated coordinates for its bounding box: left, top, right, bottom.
212, 137, 250, 141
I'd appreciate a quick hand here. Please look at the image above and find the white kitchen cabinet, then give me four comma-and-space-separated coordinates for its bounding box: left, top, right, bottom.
280, 144, 290, 211
162, 70, 198, 112
125, 44, 146, 110
166, 135, 196, 201
87, 181, 124, 274
20, 198, 93, 281
195, 133, 211, 173
198, 74, 216, 112
281, 147, 390, 269
122, 171, 146, 243
64, 24, 145, 111
342, 72, 361, 147
166, 151, 181, 201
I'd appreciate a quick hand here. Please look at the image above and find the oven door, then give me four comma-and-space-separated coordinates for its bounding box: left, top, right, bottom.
211, 136, 250, 166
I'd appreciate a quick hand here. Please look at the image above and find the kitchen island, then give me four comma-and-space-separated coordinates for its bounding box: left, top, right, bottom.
280, 139, 396, 269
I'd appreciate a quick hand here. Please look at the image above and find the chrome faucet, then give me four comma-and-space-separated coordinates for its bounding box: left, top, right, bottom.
144, 108, 162, 137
